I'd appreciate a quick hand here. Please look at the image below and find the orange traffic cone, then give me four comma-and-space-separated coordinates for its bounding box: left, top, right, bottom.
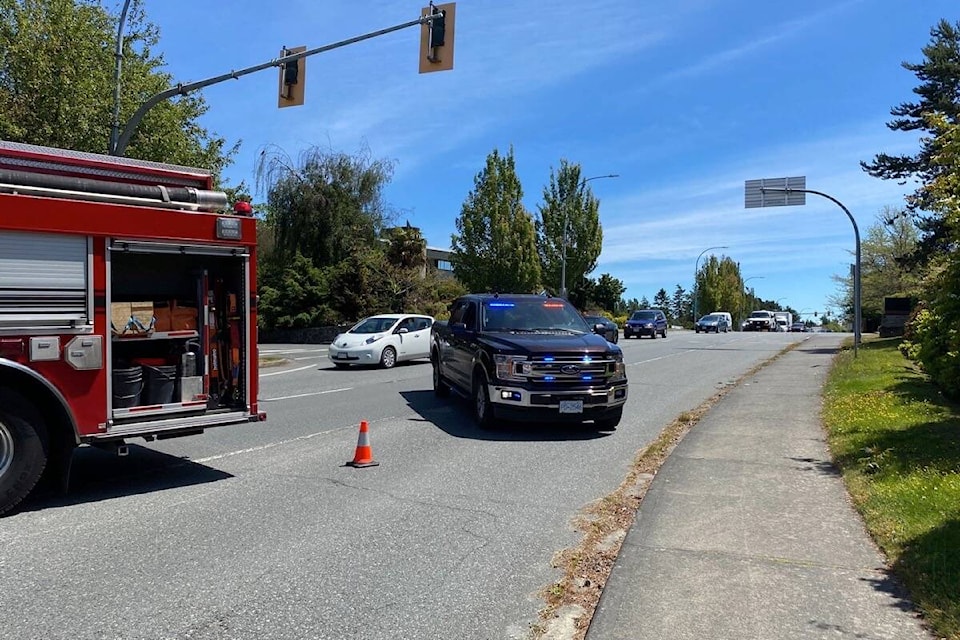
346, 420, 380, 468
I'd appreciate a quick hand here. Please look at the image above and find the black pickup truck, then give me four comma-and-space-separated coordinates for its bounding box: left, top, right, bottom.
430, 293, 628, 429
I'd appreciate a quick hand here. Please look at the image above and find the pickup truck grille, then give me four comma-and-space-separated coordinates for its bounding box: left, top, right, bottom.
525, 355, 614, 382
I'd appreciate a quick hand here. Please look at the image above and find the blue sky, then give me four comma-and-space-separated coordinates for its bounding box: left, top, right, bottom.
145, 0, 956, 318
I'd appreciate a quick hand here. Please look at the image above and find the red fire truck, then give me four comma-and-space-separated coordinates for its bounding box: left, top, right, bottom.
0, 140, 265, 515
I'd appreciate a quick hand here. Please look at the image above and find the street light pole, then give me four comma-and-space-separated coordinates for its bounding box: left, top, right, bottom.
109, 0, 133, 154
560, 173, 618, 298
692, 245, 728, 322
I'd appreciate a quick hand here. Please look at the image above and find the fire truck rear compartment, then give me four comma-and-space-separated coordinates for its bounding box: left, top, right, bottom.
109, 250, 248, 425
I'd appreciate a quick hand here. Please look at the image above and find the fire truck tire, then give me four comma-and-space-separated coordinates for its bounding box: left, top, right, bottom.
0, 408, 48, 516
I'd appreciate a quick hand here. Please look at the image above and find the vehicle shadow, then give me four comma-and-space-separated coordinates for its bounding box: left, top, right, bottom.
13, 445, 233, 514
400, 390, 615, 442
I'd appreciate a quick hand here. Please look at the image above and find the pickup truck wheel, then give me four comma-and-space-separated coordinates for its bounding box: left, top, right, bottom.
596, 407, 623, 431
432, 355, 450, 397
0, 404, 48, 516
472, 373, 495, 429
379, 346, 397, 369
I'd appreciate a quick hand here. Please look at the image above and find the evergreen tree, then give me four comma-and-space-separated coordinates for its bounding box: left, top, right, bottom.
653, 288, 670, 313
670, 285, 689, 322
861, 19, 960, 264
451, 147, 541, 292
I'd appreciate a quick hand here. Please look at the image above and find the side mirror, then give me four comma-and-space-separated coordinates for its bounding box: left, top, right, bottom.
594, 322, 607, 334
396, 327, 409, 334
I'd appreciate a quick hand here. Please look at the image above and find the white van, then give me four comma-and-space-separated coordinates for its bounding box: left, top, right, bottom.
711, 311, 733, 331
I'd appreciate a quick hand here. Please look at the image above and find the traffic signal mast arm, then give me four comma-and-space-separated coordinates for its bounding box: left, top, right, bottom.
112, 10, 445, 156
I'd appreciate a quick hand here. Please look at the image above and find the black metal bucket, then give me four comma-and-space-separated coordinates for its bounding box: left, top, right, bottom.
142, 364, 177, 405
112, 366, 143, 408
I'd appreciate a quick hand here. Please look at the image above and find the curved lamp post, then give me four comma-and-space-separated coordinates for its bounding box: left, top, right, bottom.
560, 173, 619, 298
692, 245, 728, 322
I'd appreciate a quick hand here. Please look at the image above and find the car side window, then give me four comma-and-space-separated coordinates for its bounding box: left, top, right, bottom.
450, 302, 477, 329
449, 301, 469, 325
462, 302, 477, 330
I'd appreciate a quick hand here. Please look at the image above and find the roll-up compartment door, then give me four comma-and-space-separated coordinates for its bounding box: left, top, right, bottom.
0, 231, 89, 328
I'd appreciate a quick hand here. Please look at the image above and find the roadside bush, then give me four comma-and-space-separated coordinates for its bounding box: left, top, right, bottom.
900, 259, 960, 400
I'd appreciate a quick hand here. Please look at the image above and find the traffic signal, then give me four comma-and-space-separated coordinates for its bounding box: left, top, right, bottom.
419, 3, 456, 73
278, 46, 306, 108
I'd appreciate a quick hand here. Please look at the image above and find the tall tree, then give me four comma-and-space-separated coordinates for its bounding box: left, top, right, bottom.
695, 255, 743, 322
535, 160, 605, 294
451, 147, 541, 292
592, 273, 626, 314
670, 284, 690, 322
256, 144, 395, 268
653, 288, 670, 314
0, 0, 234, 175
861, 19, 960, 264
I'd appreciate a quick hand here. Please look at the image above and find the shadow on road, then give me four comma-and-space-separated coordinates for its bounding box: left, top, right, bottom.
14, 445, 233, 515
400, 389, 615, 442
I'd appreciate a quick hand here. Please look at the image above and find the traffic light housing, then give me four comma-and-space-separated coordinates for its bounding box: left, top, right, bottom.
278, 46, 306, 108
419, 3, 455, 73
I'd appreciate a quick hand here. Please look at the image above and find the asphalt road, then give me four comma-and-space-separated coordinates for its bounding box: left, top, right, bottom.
1, 330, 819, 640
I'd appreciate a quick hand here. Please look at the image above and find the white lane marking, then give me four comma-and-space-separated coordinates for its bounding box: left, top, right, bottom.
192, 414, 409, 464
260, 364, 316, 377
293, 355, 327, 361
261, 387, 353, 402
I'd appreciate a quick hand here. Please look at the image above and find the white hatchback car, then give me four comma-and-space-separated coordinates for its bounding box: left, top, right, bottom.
328, 314, 434, 369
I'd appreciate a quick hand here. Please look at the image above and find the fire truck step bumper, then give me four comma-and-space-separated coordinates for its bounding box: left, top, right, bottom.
98, 411, 252, 439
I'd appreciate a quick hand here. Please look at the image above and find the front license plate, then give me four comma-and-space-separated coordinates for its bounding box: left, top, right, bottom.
559, 400, 583, 414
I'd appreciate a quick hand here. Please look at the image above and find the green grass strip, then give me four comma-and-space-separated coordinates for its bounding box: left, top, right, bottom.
823, 338, 960, 639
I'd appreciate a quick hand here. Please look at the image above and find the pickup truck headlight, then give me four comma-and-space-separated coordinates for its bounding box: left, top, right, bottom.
494, 354, 528, 382
610, 355, 627, 382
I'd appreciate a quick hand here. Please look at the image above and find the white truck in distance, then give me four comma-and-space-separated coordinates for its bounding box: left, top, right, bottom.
774, 311, 793, 332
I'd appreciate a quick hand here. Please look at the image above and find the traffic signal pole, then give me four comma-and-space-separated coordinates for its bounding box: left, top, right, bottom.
111, 11, 443, 156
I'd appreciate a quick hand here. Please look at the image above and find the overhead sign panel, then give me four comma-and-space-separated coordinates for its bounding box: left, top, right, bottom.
744, 176, 806, 208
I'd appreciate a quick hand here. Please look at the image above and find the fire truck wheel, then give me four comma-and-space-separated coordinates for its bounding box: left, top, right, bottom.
0, 409, 48, 516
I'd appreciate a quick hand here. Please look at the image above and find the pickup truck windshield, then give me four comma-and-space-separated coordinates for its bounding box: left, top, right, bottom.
482, 299, 589, 333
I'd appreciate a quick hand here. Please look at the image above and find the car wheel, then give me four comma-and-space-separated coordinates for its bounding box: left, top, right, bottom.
379, 346, 397, 369
613, 331, 619, 344
662, 328, 668, 338
432, 351, 450, 397
595, 406, 623, 430
472, 370, 495, 429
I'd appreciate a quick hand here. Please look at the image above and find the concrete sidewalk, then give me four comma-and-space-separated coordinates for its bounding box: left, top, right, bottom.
586, 335, 933, 640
